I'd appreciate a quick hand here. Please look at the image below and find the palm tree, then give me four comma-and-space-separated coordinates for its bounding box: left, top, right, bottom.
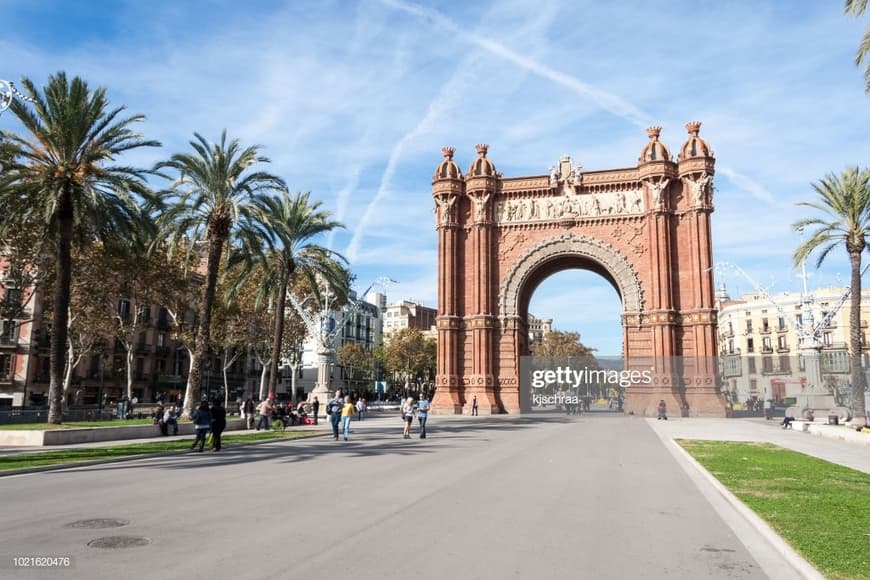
155, 131, 285, 416
793, 166, 870, 426
0, 73, 159, 424
232, 191, 346, 398
845, 0, 870, 92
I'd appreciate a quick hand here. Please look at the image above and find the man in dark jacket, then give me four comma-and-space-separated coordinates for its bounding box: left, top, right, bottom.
311, 396, 320, 425
210, 400, 227, 451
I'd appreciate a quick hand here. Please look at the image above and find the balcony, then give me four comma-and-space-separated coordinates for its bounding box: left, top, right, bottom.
759, 326, 772, 335
0, 336, 17, 348
776, 346, 790, 353
761, 346, 773, 354
135, 343, 151, 354
155, 346, 170, 357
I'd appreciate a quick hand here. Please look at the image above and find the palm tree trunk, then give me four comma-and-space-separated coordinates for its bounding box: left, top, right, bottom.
849, 250, 868, 424
267, 269, 291, 397
48, 194, 74, 424
184, 235, 224, 417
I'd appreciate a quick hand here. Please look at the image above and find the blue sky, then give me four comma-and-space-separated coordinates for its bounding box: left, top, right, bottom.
3, 0, 870, 355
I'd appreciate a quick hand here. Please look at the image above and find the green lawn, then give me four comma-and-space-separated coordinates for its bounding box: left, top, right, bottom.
0, 430, 319, 472
679, 440, 870, 580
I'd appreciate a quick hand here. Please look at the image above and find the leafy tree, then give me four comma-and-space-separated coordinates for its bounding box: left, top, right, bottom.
846, 0, 870, 92
0, 73, 159, 423
383, 328, 436, 391
337, 342, 374, 390
241, 191, 345, 398
531, 330, 598, 360
794, 166, 870, 425
155, 131, 285, 417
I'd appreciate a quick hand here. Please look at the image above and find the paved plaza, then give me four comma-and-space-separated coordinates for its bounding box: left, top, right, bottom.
1, 412, 866, 579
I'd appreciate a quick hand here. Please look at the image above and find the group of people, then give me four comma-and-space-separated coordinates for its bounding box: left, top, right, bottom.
323, 390, 431, 441
239, 396, 321, 431
190, 399, 227, 452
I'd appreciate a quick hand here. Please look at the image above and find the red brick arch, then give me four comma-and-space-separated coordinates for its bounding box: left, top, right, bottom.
431, 127, 729, 417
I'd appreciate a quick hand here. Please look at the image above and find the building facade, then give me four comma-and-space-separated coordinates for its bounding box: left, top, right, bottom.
716, 285, 870, 407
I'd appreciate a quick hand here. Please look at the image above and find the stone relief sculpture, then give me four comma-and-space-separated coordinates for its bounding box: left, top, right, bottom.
434, 195, 457, 225
495, 189, 644, 224
470, 192, 492, 222
647, 178, 670, 211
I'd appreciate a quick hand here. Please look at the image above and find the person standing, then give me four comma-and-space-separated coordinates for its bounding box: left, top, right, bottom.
243, 398, 255, 430
311, 396, 320, 425
327, 390, 343, 441
417, 392, 430, 438
471, 395, 478, 416
763, 398, 772, 420
191, 401, 212, 452
340, 396, 354, 441
356, 398, 366, 421
256, 398, 273, 431
210, 399, 226, 451
657, 399, 668, 421
401, 397, 415, 439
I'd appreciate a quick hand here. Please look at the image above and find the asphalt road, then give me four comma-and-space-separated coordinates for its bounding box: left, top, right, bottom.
0, 412, 784, 579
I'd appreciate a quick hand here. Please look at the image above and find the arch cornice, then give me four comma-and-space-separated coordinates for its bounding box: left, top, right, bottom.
498, 234, 644, 323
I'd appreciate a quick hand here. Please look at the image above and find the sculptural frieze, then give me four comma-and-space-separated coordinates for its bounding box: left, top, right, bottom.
495, 189, 643, 224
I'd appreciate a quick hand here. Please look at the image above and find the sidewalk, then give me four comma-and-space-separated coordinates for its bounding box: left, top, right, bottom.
0, 421, 331, 455
647, 416, 870, 474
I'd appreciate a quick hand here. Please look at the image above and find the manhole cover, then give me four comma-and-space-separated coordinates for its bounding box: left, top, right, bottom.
88, 536, 150, 549
66, 518, 130, 529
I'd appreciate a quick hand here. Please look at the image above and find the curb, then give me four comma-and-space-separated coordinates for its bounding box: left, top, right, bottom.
0, 431, 331, 478
665, 437, 825, 580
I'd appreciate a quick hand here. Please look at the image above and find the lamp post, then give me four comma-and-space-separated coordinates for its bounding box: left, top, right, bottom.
0, 80, 36, 115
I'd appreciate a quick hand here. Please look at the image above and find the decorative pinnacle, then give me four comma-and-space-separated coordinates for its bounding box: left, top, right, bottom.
475, 143, 489, 157
441, 146, 455, 159
685, 121, 702, 135
646, 126, 662, 140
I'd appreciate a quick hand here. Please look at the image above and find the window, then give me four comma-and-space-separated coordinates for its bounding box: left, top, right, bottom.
118, 299, 131, 322
746, 338, 754, 353
745, 320, 753, 333
795, 314, 803, 327
0, 319, 17, 342
157, 333, 166, 348
777, 335, 787, 350
761, 318, 769, 332
762, 356, 773, 373
778, 317, 786, 331
823, 332, 833, 346
762, 337, 772, 351
0, 353, 12, 380
748, 357, 757, 374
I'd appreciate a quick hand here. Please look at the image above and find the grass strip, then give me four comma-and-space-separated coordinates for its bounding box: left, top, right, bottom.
0, 430, 319, 472
679, 440, 870, 580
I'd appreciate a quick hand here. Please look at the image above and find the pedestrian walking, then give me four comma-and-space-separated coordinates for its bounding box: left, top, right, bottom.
401, 397, 415, 439
356, 398, 366, 421
657, 399, 668, 420
763, 399, 772, 420
340, 396, 354, 441
327, 390, 343, 440
256, 398, 273, 431
417, 392, 431, 438
243, 398, 255, 430
471, 395, 478, 416
210, 399, 226, 451
191, 401, 211, 452
312, 396, 320, 425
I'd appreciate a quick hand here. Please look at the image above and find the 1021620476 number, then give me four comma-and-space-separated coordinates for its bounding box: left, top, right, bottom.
12, 556, 72, 567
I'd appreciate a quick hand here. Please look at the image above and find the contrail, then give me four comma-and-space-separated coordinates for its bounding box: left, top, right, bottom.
327, 167, 360, 251
379, 0, 780, 209
345, 62, 475, 262
381, 0, 653, 129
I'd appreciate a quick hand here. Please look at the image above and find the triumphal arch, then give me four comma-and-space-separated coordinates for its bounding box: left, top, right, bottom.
431, 123, 728, 417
